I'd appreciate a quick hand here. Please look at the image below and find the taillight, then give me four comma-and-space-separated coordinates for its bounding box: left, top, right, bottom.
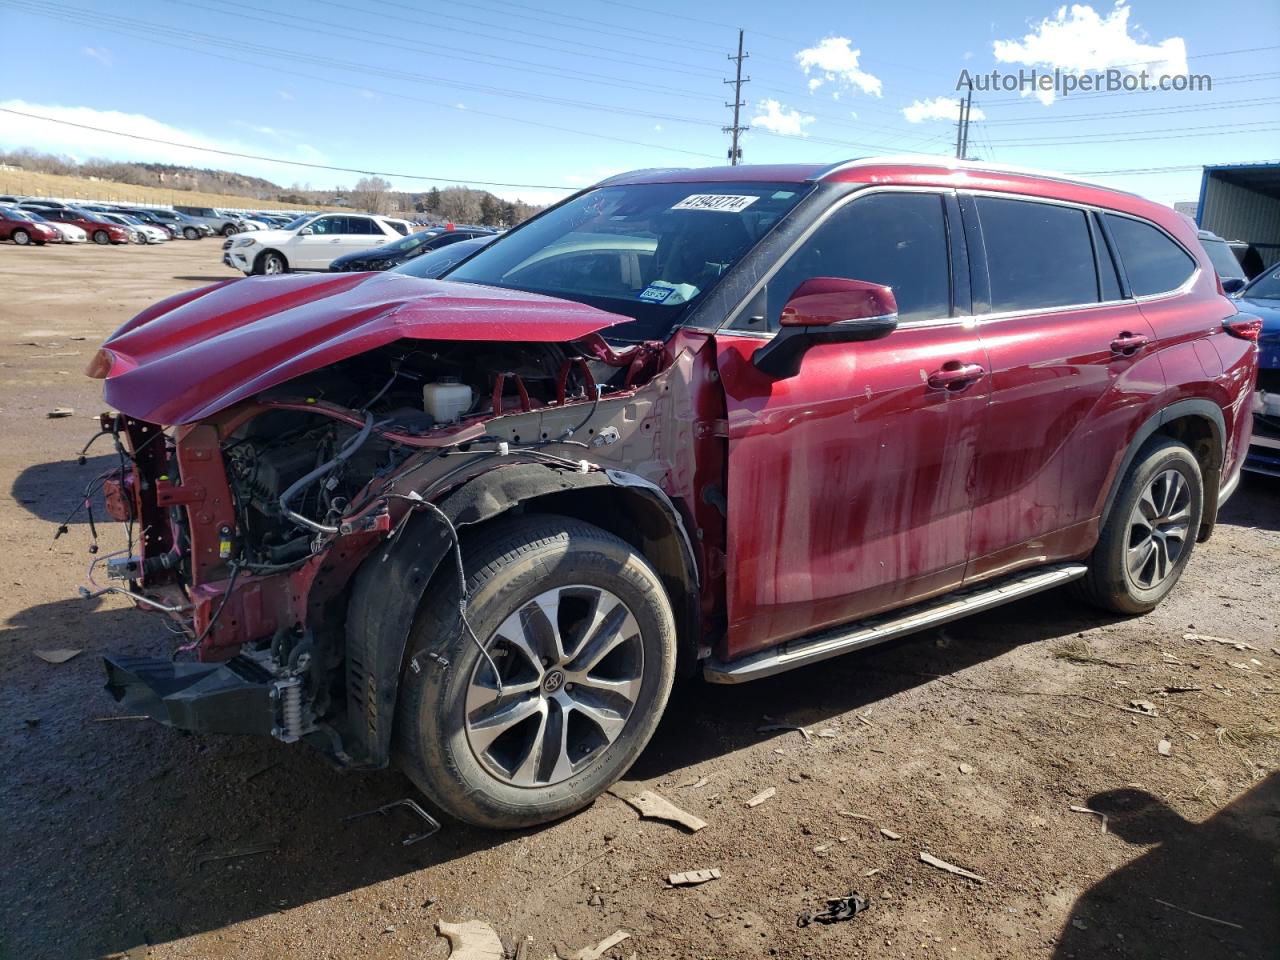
1224, 315, 1263, 341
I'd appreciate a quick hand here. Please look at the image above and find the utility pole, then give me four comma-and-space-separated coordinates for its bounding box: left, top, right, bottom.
954, 79, 973, 160
723, 29, 750, 165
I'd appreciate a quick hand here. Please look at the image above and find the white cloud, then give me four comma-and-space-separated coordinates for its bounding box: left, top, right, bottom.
360, 90, 378, 100
902, 96, 987, 124
653, 124, 663, 132
796, 37, 883, 98
993, 2, 1187, 104
750, 99, 815, 137
0, 100, 325, 184
277, 90, 295, 101
82, 47, 112, 67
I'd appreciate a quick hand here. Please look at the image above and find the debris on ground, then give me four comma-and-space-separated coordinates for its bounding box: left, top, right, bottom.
958, 763, 974, 774
1152, 897, 1245, 930
676, 774, 710, 789
863, 868, 881, 877
567, 930, 631, 960
1129, 699, 1159, 716
89, 715, 149, 723
196, 843, 278, 868
1069, 805, 1109, 833
1184, 632, 1255, 652
33, 648, 81, 664
797, 893, 871, 927
759, 717, 811, 742
880, 828, 902, 840
745, 787, 776, 808
919, 851, 986, 883
436, 920, 505, 960
839, 811, 873, 821
611, 788, 707, 832
1157, 684, 1203, 694
45, 407, 74, 419
816, 727, 837, 738
1158, 738, 1173, 756
667, 868, 721, 887
587, 893, 603, 907
342, 798, 441, 845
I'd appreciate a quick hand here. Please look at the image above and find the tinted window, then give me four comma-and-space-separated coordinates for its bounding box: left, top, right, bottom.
387, 220, 409, 236
747, 191, 951, 330
977, 197, 1097, 312
1105, 214, 1196, 296
1199, 237, 1245, 282
345, 217, 376, 235
307, 216, 346, 235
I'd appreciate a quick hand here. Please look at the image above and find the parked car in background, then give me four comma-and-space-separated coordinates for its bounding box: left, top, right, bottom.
18, 199, 74, 211
1229, 241, 1268, 279
122, 208, 210, 240
173, 205, 251, 236
329, 226, 495, 271
24, 209, 87, 243
98, 213, 165, 244
88, 158, 1256, 830
385, 233, 497, 277
222, 212, 411, 274
30, 207, 132, 244
1235, 266, 1280, 476
1198, 229, 1248, 293
118, 209, 178, 239
0, 206, 61, 245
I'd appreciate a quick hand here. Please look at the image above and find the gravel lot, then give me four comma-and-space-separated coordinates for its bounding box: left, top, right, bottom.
1, 242, 1277, 960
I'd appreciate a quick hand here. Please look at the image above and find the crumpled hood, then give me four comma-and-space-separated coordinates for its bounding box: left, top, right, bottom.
100, 271, 626, 424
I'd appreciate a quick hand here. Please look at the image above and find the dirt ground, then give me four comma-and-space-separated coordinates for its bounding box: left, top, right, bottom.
0, 241, 1277, 960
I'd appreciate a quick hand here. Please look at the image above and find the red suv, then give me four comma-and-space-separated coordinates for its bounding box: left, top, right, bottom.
82, 159, 1256, 828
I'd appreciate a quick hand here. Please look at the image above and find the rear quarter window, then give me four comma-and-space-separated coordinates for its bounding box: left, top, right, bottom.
1105, 214, 1196, 297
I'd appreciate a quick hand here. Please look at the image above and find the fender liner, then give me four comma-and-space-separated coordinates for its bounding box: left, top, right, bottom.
342, 462, 699, 768
1099, 398, 1225, 544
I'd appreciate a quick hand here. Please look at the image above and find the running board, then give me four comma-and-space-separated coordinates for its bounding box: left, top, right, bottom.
703, 563, 1088, 684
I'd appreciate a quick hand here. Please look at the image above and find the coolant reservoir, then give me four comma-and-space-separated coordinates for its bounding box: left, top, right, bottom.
422, 377, 472, 422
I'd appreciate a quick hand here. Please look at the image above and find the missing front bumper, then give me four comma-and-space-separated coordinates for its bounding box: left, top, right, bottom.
103, 653, 281, 737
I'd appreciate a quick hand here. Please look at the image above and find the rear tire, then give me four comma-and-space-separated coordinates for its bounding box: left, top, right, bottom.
92, 230, 109, 245
1077, 437, 1203, 615
394, 515, 677, 829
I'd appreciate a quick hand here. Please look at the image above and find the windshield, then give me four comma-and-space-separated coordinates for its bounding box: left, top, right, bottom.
392, 235, 496, 278
1244, 267, 1280, 300
445, 181, 810, 342
384, 230, 443, 254
1201, 238, 1245, 281
2, 208, 34, 221
284, 214, 315, 230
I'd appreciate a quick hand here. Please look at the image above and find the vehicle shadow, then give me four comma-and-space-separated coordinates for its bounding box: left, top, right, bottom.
1052, 774, 1279, 959
1220, 471, 1280, 532
10, 453, 118, 525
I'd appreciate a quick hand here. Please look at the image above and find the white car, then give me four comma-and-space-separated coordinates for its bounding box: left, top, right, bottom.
223, 212, 407, 274
100, 213, 168, 244
25, 211, 86, 242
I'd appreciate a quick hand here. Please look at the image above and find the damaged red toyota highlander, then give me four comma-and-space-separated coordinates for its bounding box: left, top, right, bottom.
83, 158, 1257, 829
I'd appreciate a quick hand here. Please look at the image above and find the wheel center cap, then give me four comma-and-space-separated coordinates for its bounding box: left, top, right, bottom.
541, 669, 566, 694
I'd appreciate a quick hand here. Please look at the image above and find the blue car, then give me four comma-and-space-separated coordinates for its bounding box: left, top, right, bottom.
1237, 265, 1280, 476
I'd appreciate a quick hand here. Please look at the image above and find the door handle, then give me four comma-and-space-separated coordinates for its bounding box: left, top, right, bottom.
1110, 332, 1149, 355
330, 238, 341, 243
927, 362, 986, 391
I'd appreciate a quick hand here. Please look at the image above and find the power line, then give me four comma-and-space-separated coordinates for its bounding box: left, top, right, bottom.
982, 96, 1280, 125
0, 108, 577, 190
988, 119, 1280, 145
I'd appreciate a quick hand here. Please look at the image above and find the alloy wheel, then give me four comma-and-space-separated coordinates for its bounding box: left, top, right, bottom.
13, 230, 29, 245
464, 585, 644, 788
263, 254, 284, 275
1126, 468, 1191, 589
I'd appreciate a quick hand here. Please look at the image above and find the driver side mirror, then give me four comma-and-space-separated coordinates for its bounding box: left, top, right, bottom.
299, 227, 313, 236
1222, 277, 1246, 295
752, 277, 899, 379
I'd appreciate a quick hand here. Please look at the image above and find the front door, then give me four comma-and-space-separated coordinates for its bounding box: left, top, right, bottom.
292, 214, 349, 268
715, 189, 990, 661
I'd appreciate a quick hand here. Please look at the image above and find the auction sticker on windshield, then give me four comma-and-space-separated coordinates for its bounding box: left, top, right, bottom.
671, 194, 759, 213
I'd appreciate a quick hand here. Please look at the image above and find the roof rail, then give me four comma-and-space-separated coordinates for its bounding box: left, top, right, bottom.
592, 168, 690, 187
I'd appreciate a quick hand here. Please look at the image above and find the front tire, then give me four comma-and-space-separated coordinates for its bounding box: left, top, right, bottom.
394, 515, 677, 829
12, 229, 30, 245
253, 251, 287, 275
92, 230, 110, 245
221, 223, 238, 236
1078, 437, 1203, 615
183, 226, 199, 240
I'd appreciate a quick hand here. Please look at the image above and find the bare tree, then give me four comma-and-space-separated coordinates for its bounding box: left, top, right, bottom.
350, 175, 392, 214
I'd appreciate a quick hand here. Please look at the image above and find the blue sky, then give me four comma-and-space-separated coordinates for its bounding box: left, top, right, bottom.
1, 0, 1277, 206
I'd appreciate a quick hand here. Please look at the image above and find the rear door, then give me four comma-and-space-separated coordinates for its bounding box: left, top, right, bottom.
963, 194, 1165, 580
715, 189, 990, 660
339, 216, 390, 258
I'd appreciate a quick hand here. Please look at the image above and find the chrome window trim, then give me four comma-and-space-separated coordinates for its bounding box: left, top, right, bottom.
1098, 207, 1202, 303
715, 184, 958, 340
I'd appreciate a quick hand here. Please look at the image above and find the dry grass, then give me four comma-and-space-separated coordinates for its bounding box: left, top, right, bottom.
0, 169, 314, 212
1215, 723, 1280, 748
1052, 638, 1125, 668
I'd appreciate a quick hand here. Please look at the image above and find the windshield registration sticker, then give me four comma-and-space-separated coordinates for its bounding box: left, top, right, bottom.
671, 194, 759, 213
